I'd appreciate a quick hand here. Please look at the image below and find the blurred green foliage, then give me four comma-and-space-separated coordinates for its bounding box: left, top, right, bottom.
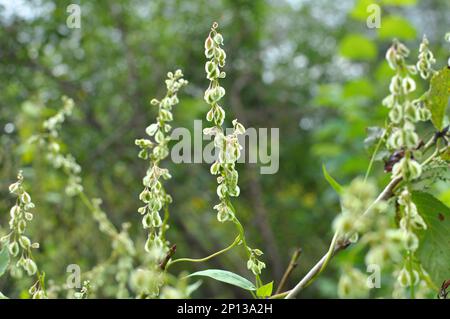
0, 0, 449, 298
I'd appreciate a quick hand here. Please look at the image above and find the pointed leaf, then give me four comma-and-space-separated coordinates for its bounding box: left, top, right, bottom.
322, 164, 343, 194
186, 269, 256, 291
256, 281, 273, 298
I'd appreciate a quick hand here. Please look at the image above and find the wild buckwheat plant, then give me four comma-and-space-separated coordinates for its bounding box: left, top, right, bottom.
135, 69, 187, 258
26, 97, 136, 298
203, 22, 266, 281
2, 24, 449, 300
286, 35, 450, 299
2, 171, 47, 298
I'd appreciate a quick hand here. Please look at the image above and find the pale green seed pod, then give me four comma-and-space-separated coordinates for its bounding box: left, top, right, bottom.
9, 241, 19, 257
402, 77, 416, 94
206, 108, 214, 122
253, 249, 263, 256
28, 285, 37, 295
18, 220, 26, 233
388, 130, 404, 149
389, 75, 402, 95
10, 205, 20, 218
417, 107, 431, 121
139, 189, 152, 203
19, 236, 31, 249
403, 129, 419, 149
232, 119, 246, 135
25, 259, 37, 276
213, 33, 223, 45
9, 182, 20, 194
389, 104, 403, 124
151, 211, 162, 228
396, 42, 410, 57
398, 267, 411, 287
382, 94, 395, 108
145, 123, 159, 136
142, 213, 152, 229
155, 130, 165, 143
406, 159, 422, 180
210, 161, 221, 175
205, 35, 214, 50
32, 290, 47, 299
216, 184, 228, 199
385, 46, 397, 70
21, 192, 31, 204
404, 103, 418, 122
404, 231, 419, 251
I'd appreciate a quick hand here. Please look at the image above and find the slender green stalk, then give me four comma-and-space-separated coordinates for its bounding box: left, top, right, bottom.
166, 236, 240, 269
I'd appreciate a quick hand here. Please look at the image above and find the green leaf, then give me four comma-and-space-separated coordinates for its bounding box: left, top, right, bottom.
423, 67, 450, 130
411, 191, 450, 286
0, 291, 8, 299
381, 0, 417, 5
0, 245, 10, 278
322, 164, 343, 195
256, 281, 273, 298
350, 0, 378, 21
339, 34, 377, 61
186, 269, 256, 291
378, 15, 416, 40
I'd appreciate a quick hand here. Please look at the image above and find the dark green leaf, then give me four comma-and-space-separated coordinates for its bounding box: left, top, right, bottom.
412, 191, 450, 286
424, 67, 450, 130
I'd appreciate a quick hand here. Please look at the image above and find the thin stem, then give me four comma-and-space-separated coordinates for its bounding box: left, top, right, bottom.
166, 236, 240, 270
364, 125, 389, 182
275, 248, 302, 294
408, 252, 415, 299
